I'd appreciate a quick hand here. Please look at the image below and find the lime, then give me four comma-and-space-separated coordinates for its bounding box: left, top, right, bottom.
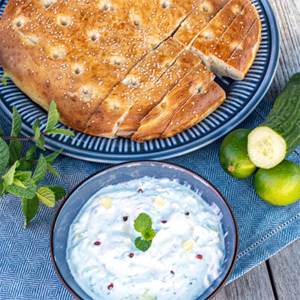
253, 160, 300, 206
219, 129, 257, 178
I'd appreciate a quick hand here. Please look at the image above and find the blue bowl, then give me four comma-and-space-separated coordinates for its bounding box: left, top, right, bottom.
50, 161, 239, 300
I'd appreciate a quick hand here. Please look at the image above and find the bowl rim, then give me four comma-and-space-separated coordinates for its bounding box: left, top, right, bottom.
50, 160, 239, 300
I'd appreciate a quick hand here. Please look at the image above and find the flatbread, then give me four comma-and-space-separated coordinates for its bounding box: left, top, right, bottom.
0, 0, 261, 141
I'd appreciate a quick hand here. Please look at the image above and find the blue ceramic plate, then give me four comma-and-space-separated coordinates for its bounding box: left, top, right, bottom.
0, 0, 279, 163
50, 161, 239, 300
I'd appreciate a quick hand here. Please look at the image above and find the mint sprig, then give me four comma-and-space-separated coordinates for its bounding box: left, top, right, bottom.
134, 213, 156, 251
0, 100, 73, 227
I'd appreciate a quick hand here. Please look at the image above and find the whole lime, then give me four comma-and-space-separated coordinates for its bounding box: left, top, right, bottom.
219, 129, 257, 178
253, 160, 300, 206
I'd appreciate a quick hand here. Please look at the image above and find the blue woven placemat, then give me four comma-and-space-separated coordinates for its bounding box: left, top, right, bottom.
1, 98, 300, 299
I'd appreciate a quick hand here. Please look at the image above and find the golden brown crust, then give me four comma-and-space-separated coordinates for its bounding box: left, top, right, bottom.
192, 0, 249, 62
116, 50, 201, 138
0, 0, 201, 132
208, 2, 259, 72
161, 81, 226, 138
132, 63, 215, 143
0, 0, 262, 142
174, 0, 231, 47
84, 38, 184, 137
226, 19, 262, 79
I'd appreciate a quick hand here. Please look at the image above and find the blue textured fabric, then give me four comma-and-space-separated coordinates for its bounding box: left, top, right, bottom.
1, 97, 300, 300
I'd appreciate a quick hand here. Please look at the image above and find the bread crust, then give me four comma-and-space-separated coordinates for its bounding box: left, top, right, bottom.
84, 38, 184, 137
191, 0, 249, 65
132, 63, 215, 143
0, 0, 262, 142
174, 0, 231, 47
161, 81, 226, 138
226, 19, 262, 79
116, 50, 201, 138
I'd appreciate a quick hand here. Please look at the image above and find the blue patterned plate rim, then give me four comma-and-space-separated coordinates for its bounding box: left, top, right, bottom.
0, 0, 280, 163
50, 160, 239, 300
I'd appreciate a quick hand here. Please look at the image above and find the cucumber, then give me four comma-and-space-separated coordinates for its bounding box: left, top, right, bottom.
248, 73, 300, 169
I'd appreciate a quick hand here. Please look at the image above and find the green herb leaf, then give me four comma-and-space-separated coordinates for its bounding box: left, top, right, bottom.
36, 186, 56, 207
45, 148, 63, 164
14, 171, 32, 182
47, 128, 75, 137
0, 138, 9, 175
135, 237, 152, 252
10, 106, 22, 138
46, 163, 60, 178
3, 160, 19, 188
44, 186, 66, 201
22, 196, 39, 228
32, 119, 41, 133
3, 71, 10, 78
36, 135, 45, 150
0, 125, 4, 137
17, 145, 36, 171
1, 77, 7, 85
13, 178, 26, 188
142, 228, 156, 241
33, 125, 41, 141
45, 101, 60, 132
8, 140, 22, 166
32, 154, 47, 185
5, 178, 37, 198
134, 213, 152, 233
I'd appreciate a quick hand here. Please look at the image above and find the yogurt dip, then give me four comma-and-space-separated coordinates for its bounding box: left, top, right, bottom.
66, 177, 225, 300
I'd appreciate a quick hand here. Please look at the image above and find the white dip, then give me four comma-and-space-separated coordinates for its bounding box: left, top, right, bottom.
66, 177, 225, 300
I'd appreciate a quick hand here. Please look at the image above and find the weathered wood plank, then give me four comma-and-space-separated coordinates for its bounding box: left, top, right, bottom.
212, 262, 275, 300
268, 239, 300, 300
266, 0, 300, 104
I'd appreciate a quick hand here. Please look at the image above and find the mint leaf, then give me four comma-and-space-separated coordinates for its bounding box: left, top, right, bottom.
135, 237, 152, 252
17, 145, 36, 171
11, 106, 22, 138
5, 178, 36, 198
0, 138, 9, 175
45, 101, 60, 132
33, 125, 41, 141
13, 178, 26, 188
32, 119, 41, 133
36, 135, 45, 150
47, 128, 75, 137
1, 77, 7, 85
46, 163, 60, 178
36, 186, 55, 207
8, 140, 22, 166
15, 171, 32, 182
134, 213, 152, 233
22, 196, 39, 228
3, 160, 19, 188
142, 228, 156, 241
45, 148, 63, 164
0, 125, 4, 137
32, 154, 47, 185
45, 186, 66, 201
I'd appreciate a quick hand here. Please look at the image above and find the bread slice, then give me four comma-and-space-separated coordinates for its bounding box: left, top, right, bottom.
116, 50, 201, 138
225, 19, 262, 80
161, 81, 226, 138
207, 2, 260, 78
173, 0, 231, 47
191, 0, 249, 66
132, 63, 215, 143
84, 38, 184, 137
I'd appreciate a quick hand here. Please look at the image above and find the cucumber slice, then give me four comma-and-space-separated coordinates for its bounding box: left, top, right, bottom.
248, 73, 300, 169
248, 127, 286, 169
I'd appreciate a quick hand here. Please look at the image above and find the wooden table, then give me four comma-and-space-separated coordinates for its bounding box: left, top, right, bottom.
213, 0, 300, 299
